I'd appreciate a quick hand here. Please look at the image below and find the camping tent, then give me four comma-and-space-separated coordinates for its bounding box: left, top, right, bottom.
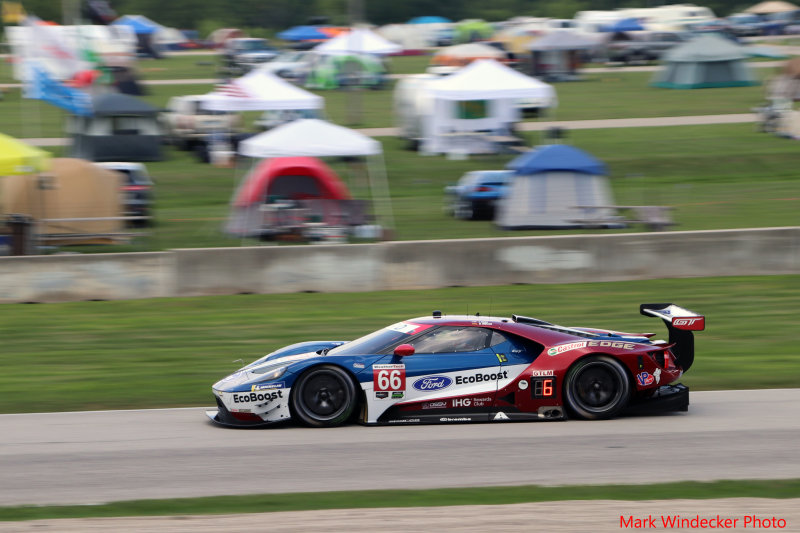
201, 69, 323, 112
599, 18, 645, 32
651, 33, 758, 89
234, 157, 350, 205
527, 30, 600, 80
453, 19, 494, 43
237, 118, 393, 236
68, 92, 162, 161
496, 144, 614, 229
112, 14, 162, 58
430, 42, 507, 70
277, 25, 330, 42
0, 158, 124, 244
313, 27, 402, 55
227, 157, 352, 237
304, 52, 387, 89
0, 134, 51, 175
421, 59, 556, 154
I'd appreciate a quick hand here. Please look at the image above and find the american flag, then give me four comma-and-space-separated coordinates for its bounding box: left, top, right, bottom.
215, 81, 250, 98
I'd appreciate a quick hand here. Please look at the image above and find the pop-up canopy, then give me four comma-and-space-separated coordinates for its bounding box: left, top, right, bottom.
313, 27, 402, 55
422, 59, 556, 154
0, 133, 51, 175
201, 69, 323, 112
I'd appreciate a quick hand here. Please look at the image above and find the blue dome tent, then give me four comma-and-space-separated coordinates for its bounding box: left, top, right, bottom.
496, 144, 615, 229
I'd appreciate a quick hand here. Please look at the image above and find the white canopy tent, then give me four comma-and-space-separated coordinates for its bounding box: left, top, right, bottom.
200, 69, 323, 112
313, 27, 402, 55
237, 118, 394, 235
422, 59, 557, 154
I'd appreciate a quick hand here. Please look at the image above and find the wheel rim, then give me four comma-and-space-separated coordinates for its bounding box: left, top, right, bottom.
300, 372, 349, 419
572, 363, 622, 412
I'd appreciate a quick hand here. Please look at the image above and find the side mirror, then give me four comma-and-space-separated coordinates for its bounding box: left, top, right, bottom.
394, 344, 415, 357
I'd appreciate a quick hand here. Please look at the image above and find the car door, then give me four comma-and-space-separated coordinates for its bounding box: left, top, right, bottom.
394, 326, 502, 422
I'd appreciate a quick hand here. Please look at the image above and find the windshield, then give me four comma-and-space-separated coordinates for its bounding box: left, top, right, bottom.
328, 322, 431, 356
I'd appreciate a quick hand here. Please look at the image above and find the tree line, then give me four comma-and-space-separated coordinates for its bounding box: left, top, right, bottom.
15, 0, 756, 32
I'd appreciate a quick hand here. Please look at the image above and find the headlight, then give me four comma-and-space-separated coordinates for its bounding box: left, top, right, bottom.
254, 365, 288, 381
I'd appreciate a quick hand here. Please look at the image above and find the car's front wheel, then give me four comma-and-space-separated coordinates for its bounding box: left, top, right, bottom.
291, 365, 357, 427
564, 355, 631, 420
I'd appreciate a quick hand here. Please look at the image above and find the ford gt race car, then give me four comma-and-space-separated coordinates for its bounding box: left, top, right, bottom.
207, 303, 705, 428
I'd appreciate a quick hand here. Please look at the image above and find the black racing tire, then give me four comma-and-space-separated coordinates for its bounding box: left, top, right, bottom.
564, 355, 631, 420
291, 365, 357, 427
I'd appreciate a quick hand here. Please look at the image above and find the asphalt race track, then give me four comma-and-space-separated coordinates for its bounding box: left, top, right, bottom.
1, 389, 799, 507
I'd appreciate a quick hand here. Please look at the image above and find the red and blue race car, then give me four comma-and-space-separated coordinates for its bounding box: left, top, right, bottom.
207, 303, 705, 427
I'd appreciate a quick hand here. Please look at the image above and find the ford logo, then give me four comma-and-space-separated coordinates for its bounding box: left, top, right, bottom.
413, 376, 452, 391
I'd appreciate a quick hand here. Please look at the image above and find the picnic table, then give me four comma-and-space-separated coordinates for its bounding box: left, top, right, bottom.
572, 205, 676, 231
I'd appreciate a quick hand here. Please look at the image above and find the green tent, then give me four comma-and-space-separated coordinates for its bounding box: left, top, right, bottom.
454, 19, 494, 44
651, 34, 758, 89
304, 53, 387, 90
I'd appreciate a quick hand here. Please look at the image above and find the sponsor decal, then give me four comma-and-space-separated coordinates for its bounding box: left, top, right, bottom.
391, 391, 405, 399
375, 391, 389, 399
388, 418, 420, 424
472, 397, 492, 407
455, 370, 508, 385
493, 412, 509, 421
412, 375, 452, 391
547, 340, 637, 356
386, 322, 430, 335
373, 364, 406, 392
518, 380, 529, 390
653, 368, 662, 384
353, 363, 365, 369
496, 353, 508, 363
423, 401, 447, 409
440, 417, 471, 422
472, 321, 492, 326
232, 390, 284, 404
452, 398, 471, 407
547, 341, 587, 355
531, 370, 555, 377
636, 372, 655, 386
251, 382, 284, 391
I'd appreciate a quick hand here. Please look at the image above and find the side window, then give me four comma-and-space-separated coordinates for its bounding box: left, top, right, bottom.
490, 330, 544, 361
412, 327, 492, 354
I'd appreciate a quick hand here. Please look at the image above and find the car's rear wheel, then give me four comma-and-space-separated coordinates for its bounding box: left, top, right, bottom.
564, 355, 630, 420
291, 365, 357, 427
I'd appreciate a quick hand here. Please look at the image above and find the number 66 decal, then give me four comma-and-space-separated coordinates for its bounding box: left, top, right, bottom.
373, 364, 406, 391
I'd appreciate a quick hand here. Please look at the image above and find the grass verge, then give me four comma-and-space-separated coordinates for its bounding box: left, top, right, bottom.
0, 275, 798, 413
1, 479, 798, 521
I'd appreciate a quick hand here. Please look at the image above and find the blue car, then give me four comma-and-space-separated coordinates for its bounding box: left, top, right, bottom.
444, 170, 513, 220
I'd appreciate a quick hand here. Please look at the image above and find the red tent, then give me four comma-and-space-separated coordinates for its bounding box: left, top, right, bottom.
234, 157, 350, 207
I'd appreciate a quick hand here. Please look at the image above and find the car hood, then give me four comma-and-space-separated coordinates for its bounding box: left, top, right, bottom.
213, 350, 323, 391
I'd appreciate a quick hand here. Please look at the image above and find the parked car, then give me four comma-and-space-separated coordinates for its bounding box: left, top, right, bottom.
221, 37, 279, 75
605, 31, 687, 64
257, 50, 313, 82
160, 95, 241, 150
95, 162, 154, 227
444, 170, 513, 220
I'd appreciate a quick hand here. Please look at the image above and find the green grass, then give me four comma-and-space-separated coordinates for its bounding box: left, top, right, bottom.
1, 479, 798, 521
24, 121, 795, 253
0, 275, 797, 414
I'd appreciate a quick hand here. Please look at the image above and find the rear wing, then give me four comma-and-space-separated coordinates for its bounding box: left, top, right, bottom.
640, 303, 705, 372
